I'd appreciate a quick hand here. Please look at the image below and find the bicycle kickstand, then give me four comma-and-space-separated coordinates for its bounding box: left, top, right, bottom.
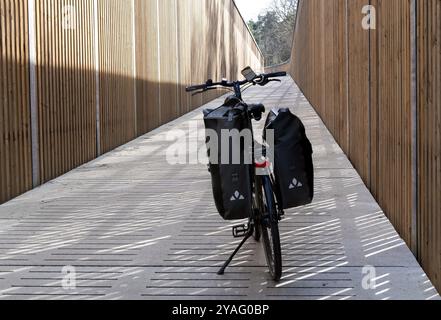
217, 229, 253, 275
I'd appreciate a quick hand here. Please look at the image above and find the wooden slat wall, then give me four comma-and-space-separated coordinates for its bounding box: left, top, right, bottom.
189, 0, 204, 109
0, 0, 264, 204
347, 0, 370, 183
373, 0, 413, 244
158, 0, 179, 123
418, 0, 441, 294
290, 0, 440, 292
291, 0, 349, 153
203, 0, 216, 103
36, 0, 96, 184
177, 0, 192, 115
98, 0, 136, 154
0, 0, 32, 203
134, 0, 160, 134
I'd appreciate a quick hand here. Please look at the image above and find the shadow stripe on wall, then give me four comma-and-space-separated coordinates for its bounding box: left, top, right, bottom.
0, 0, 264, 204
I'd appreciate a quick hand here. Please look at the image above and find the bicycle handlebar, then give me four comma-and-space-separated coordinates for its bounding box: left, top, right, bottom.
185, 71, 287, 93
186, 84, 207, 92
266, 72, 287, 78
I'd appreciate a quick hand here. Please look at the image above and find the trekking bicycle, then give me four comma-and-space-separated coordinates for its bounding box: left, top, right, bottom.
186, 67, 287, 281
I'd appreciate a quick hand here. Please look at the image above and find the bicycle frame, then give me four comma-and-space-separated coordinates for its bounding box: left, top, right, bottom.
187, 67, 287, 279
215, 94, 283, 276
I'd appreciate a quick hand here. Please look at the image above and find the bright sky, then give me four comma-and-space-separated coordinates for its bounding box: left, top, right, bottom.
235, 0, 272, 22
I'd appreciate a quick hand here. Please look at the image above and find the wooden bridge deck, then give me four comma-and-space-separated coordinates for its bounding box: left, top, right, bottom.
0, 78, 438, 300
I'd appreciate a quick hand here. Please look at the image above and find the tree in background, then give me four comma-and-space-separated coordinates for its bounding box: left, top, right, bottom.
248, 0, 298, 66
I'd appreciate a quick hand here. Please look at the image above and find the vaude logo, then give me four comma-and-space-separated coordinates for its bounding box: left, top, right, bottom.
230, 191, 245, 201
289, 178, 303, 189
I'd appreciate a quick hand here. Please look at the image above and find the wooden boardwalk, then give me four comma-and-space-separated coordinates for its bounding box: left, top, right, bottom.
0, 78, 439, 300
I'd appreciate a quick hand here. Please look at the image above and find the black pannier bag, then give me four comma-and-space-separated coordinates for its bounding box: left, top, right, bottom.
264, 108, 314, 209
203, 98, 254, 220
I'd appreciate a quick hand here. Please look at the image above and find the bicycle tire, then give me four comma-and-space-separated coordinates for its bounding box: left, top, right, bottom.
253, 222, 261, 242
258, 176, 282, 281
252, 202, 261, 242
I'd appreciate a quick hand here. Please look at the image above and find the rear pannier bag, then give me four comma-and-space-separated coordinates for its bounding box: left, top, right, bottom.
264, 108, 314, 209
203, 101, 253, 220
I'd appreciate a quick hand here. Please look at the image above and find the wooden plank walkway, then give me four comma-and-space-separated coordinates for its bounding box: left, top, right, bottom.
0, 78, 439, 300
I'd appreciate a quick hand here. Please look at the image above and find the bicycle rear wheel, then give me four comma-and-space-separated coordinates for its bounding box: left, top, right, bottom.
252, 206, 261, 242
257, 176, 282, 281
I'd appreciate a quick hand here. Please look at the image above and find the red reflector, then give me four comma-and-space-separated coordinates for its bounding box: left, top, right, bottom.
255, 161, 270, 169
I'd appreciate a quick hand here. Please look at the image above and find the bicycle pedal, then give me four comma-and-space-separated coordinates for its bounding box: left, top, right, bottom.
232, 224, 249, 238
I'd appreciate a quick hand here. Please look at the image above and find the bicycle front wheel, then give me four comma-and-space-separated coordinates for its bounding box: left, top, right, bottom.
258, 176, 282, 281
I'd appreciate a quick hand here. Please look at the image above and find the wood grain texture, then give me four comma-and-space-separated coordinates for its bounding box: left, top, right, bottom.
0, 0, 32, 203
98, 0, 135, 154
134, 0, 161, 134
290, 0, 440, 293
417, 0, 441, 294
0, 0, 264, 204
35, 0, 96, 184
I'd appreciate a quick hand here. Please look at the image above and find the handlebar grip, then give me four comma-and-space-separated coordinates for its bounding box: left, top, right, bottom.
266, 71, 287, 78
186, 84, 206, 92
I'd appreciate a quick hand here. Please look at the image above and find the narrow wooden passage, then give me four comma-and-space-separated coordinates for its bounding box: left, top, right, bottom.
0, 78, 438, 300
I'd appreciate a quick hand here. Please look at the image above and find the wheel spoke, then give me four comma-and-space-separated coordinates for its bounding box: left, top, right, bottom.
257, 177, 282, 281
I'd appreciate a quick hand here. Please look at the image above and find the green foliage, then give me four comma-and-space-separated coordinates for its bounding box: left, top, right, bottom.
248, 0, 298, 66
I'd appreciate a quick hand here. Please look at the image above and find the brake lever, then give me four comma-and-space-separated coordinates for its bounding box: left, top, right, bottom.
269, 79, 282, 83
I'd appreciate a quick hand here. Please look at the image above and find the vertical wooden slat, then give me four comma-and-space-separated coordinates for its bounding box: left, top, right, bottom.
0, 0, 3, 201
4, 0, 12, 199
158, 0, 178, 123
0, 0, 5, 203
16, 0, 24, 192
370, 0, 379, 198
48, 0, 56, 177
9, 0, 18, 197
177, 0, 192, 115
